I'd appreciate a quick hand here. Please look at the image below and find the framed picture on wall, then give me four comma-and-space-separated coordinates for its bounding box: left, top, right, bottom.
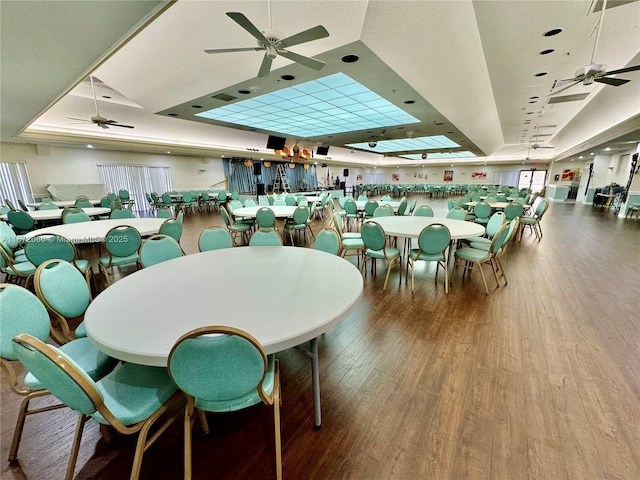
392, 173, 400, 181
554, 174, 560, 181
444, 170, 453, 182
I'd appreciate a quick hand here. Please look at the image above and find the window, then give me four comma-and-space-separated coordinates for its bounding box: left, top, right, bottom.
97, 164, 172, 212
0, 162, 34, 207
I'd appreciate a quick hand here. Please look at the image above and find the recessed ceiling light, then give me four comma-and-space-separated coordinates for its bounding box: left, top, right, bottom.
238, 89, 252, 95
166, 151, 171, 154
168, 113, 178, 117
579, 155, 583, 159
434, 121, 444, 126
526, 112, 535, 115
191, 105, 202, 108
341, 54, 359, 63
87, 144, 94, 149
543, 28, 563, 37
280, 74, 295, 81
571, 159, 575, 161
102, 95, 111, 99
540, 49, 555, 55
534, 72, 548, 77
529, 100, 537, 103
590, 152, 594, 155
530, 96, 539, 99
604, 147, 611, 151
404, 100, 415, 104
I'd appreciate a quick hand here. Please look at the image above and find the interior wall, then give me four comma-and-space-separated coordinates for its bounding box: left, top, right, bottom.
0, 142, 226, 196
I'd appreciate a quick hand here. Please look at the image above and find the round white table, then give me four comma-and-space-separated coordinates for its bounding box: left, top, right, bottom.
233, 206, 298, 218
1, 207, 110, 222
23, 218, 166, 243
464, 201, 529, 210
26, 200, 101, 208
355, 200, 402, 211
367, 216, 485, 239
85, 247, 363, 428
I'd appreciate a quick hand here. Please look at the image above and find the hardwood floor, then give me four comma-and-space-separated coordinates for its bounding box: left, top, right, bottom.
2, 196, 639, 480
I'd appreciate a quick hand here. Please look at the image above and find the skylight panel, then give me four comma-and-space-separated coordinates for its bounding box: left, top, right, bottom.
346, 135, 461, 153
196, 72, 419, 138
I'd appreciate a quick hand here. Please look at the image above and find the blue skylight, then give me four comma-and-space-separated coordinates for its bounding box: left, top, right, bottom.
195, 73, 419, 138
401, 151, 476, 159
346, 135, 461, 153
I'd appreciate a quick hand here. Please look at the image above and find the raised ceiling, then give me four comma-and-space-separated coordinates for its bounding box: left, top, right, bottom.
3, 0, 639, 167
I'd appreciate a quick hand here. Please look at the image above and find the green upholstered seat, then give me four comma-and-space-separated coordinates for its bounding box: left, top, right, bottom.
198, 226, 233, 251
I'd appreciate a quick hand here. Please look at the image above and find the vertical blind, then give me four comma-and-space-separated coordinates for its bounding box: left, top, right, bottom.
0, 162, 34, 208
97, 164, 172, 212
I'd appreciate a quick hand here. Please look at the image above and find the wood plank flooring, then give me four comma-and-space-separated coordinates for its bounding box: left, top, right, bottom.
2, 196, 639, 480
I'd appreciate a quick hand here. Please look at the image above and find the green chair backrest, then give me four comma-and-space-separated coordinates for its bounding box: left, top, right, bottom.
332, 212, 345, 236
218, 191, 228, 201
35, 259, 90, 318
373, 205, 394, 217
504, 202, 524, 220
198, 227, 233, 251
25, 234, 76, 266
364, 200, 379, 216
344, 199, 357, 215
0, 284, 51, 360
168, 327, 268, 411
244, 198, 257, 207
12, 334, 99, 414
414, 205, 434, 217
249, 229, 282, 246
7, 210, 34, 231
62, 211, 91, 224
156, 209, 172, 218
229, 200, 243, 211
314, 229, 340, 255
446, 207, 466, 220
291, 206, 309, 225
256, 207, 276, 229
159, 219, 182, 242
75, 200, 93, 208
38, 202, 60, 210
110, 209, 135, 219
535, 201, 548, 218
100, 197, 111, 208
285, 196, 296, 206
104, 226, 142, 257
139, 235, 183, 268
490, 223, 510, 255
118, 189, 130, 200
231, 192, 240, 200
397, 200, 407, 216
485, 212, 506, 238
361, 221, 386, 251
0, 221, 20, 249
473, 202, 491, 219
417, 224, 451, 256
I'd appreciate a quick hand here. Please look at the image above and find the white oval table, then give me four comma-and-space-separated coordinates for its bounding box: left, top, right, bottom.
232, 205, 298, 218
1, 207, 111, 222
367, 216, 485, 239
85, 247, 363, 428
23, 218, 166, 243
26, 199, 101, 208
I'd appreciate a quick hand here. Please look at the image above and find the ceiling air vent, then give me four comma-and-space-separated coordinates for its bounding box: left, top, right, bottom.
211, 93, 237, 102
548, 93, 590, 104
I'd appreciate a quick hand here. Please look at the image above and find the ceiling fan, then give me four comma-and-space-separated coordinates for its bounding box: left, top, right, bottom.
204, 11, 329, 77
552, 0, 640, 95
68, 76, 134, 129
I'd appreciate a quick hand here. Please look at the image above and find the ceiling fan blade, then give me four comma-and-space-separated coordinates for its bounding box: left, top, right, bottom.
226, 12, 270, 45
595, 76, 629, 86
278, 50, 325, 71
204, 47, 264, 54
276, 25, 329, 49
257, 54, 274, 77
604, 65, 640, 76
67, 117, 90, 122
111, 123, 134, 129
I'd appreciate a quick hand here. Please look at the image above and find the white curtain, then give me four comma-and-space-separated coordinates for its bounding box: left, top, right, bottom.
0, 162, 34, 208
493, 171, 519, 187
97, 164, 172, 212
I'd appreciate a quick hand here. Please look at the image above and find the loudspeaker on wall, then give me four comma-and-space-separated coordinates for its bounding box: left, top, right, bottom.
343, 168, 349, 177
253, 163, 262, 175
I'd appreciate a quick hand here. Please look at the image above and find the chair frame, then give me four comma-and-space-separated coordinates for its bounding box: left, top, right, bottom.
12, 333, 183, 480
360, 221, 402, 290
167, 326, 281, 480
